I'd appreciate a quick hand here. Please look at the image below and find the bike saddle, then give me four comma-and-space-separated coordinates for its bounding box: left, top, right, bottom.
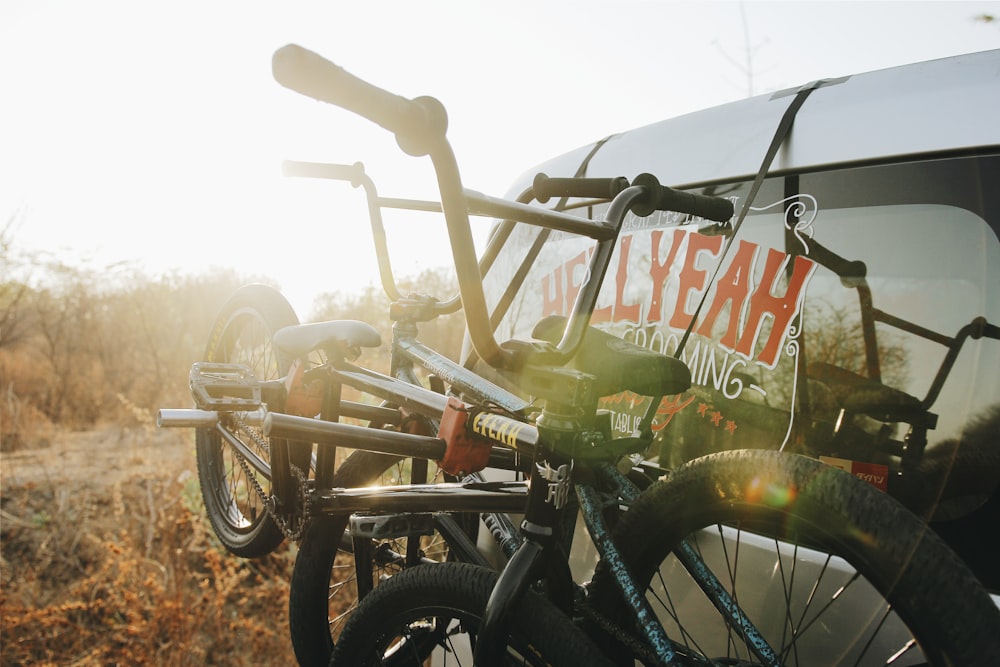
274, 320, 382, 358
531, 316, 691, 398
807, 362, 938, 429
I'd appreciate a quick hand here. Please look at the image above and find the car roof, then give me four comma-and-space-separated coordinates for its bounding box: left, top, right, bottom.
509, 49, 1000, 193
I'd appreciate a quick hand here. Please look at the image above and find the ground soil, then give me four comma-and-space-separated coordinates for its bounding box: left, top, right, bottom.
1, 424, 191, 489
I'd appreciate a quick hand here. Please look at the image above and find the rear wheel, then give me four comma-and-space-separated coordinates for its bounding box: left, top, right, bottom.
195, 284, 311, 558
330, 562, 615, 667
588, 450, 1000, 665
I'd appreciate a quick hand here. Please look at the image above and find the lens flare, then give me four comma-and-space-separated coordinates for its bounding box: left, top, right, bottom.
746, 476, 797, 508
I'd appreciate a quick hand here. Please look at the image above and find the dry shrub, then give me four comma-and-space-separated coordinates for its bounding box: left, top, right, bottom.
0, 472, 297, 666
0, 351, 57, 452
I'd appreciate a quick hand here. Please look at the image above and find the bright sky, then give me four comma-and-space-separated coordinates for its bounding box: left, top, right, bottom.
2, 1, 998, 318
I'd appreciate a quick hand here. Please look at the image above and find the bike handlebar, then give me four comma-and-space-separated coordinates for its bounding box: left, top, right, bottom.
273, 45, 735, 372
272, 44, 447, 156
630, 173, 734, 222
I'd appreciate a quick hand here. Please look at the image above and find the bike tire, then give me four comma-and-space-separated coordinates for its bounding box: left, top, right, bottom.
195, 284, 310, 558
330, 561, 615, 667
587, 449, 1000, 666
289, 448, 473, 666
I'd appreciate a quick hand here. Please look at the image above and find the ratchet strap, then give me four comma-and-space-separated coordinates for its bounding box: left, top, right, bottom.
673, 79, 832, 358
637, 80, 832, 436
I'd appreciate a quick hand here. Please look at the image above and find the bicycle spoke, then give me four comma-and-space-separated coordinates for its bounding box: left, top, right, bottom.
773, 538, 799, 665
723, 523, 750, 661
708, 526, 741, 661
779, 570, 862, 664
851, 604, 893, 667
649, 569, 711, 659
639, 507, 944, 667
672, 533, 720, 653
782, 552, 833, 663
443, 621, 465, 665
399, 623, 422, 665
886, 638, 918, 664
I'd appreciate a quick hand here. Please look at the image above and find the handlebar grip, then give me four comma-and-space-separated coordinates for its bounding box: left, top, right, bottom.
532, 173, 630, 204
272, 44, 447, 155
630, 173, 734, 222
282, 160, 366, 187
970, 316, 1000, 341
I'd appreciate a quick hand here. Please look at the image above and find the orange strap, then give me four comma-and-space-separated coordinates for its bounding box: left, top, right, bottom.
437, 396, 492, 476
283, 358, 324, 417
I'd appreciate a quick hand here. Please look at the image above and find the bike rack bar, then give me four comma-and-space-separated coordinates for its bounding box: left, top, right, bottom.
266, 410, 526, 471
264, 411, 447, 460
312, 480, 529, 514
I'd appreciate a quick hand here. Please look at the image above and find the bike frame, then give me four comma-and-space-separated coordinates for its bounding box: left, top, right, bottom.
161, 152, 770, 663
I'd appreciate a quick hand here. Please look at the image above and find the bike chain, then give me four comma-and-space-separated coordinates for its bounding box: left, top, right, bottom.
231, 414, 310, 542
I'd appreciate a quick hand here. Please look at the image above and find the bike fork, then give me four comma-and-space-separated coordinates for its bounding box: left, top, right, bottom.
473, 455, 572, 666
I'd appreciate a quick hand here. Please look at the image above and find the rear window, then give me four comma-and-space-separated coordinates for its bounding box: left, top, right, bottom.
486, 154, 1000, 462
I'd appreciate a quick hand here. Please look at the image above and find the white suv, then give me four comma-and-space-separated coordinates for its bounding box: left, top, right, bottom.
487, 49, 1000, 593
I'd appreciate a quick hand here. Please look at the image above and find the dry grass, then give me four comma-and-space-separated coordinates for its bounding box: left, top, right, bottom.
0, 429, 297, 666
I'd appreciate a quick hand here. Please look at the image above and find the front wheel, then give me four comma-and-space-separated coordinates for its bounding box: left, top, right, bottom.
588, 449, 1000, 666
330, 562, 615, 667
289, 450, 476, 666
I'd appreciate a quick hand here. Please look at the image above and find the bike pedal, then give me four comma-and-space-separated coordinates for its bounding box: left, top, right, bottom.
350, 513, 435, 540
189, 362, 262, 411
